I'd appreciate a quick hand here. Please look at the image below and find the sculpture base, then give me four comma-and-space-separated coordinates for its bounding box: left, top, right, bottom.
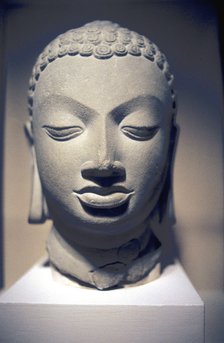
0, 258, 204, 343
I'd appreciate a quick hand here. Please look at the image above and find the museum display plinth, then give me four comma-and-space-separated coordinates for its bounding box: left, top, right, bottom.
0, 259, 204, 343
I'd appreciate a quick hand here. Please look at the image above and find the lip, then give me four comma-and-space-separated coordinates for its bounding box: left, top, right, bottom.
74, 186, 134, 209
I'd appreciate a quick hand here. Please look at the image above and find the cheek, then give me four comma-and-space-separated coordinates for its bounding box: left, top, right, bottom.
120, 130, 169, 186
34, 132, 87, 195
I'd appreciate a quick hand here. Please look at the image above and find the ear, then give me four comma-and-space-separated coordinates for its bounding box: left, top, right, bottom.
153, 120, 179, 224
24, 120, 50, 224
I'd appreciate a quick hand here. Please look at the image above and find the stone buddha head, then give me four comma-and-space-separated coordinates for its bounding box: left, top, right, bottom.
26, 21, 177, 289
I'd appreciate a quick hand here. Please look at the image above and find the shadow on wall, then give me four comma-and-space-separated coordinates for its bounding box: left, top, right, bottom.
0, 7, 7, 289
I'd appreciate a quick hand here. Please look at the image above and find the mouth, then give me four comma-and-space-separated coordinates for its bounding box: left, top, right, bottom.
74, 186, 134, 210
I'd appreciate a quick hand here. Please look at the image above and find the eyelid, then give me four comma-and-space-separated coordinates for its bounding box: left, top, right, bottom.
117, 107, 161, 127
42, 125, 84, 141
121, 125, 159, 141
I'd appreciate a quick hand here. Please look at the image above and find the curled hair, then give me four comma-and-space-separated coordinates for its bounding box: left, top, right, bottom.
28, 20, 177, 116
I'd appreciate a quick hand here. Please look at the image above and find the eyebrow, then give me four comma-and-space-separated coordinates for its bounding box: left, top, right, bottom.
110, 95, 164, 123
39, 94, 163, 121
39, 94, 97, 122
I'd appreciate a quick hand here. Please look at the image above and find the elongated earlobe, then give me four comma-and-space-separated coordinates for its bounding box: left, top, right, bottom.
24, 121, 49, 224
153, 121, 178, 224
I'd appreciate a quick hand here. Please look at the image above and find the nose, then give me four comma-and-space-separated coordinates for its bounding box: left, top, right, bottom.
82, 158, 125, 177
81, 128, 125, 186
81, 159, 125, 186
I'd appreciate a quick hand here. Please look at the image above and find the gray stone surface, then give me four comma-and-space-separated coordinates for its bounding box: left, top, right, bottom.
25, 21, 177, 289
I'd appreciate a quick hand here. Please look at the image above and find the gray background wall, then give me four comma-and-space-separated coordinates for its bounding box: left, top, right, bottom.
1, 1, 224, 340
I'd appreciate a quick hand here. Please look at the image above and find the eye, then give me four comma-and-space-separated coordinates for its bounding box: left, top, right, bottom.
121, 125, 159, 141
43, 125, 84, 141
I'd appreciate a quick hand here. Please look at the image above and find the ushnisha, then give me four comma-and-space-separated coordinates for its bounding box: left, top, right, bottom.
26, 21, 177, 290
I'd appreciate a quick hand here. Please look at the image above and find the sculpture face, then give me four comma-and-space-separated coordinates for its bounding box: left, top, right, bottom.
32, 55, 173, 248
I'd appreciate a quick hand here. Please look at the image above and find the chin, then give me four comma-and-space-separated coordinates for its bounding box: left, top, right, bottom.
77, 202, 149, 231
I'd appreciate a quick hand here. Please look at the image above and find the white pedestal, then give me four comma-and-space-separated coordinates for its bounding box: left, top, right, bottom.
0, 259, 204, 343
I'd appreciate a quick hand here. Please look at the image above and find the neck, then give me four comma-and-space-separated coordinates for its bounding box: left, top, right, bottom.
51, 216, 150, 249
47, 225, 161, 290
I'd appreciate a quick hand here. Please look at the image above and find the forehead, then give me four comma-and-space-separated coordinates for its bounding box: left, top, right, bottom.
33, 55, 172, 115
